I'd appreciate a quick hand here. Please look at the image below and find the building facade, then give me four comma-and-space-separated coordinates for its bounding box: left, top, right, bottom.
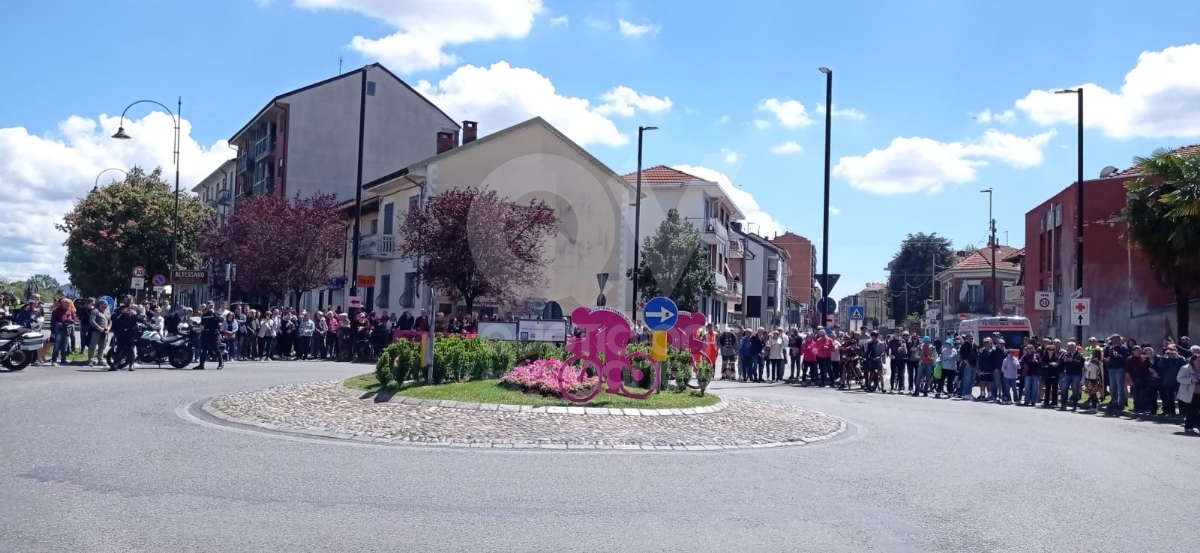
1022, 145, 1200, 340
770, 232, 817, 315
228, 63, 458, 203
728, 224, 788, 329
352, 117, 635, 320
859, 282, 887, 328
936, 246, 1021, 338
623, 165, 744, 325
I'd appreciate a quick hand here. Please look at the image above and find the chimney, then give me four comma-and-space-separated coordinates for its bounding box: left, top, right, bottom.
462, 121, 478, 144
436, 131, 457, 154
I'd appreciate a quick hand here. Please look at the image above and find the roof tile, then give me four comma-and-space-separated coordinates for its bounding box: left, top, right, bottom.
1109, 144, 1200, 178
622, 165, 707, 185
949, 246, 1021, 271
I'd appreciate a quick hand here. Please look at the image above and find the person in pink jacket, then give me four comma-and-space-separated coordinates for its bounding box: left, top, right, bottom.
802, 334, 819, 385
815, 327, 836, 387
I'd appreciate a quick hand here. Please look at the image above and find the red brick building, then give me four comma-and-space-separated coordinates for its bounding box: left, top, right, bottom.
1022, 145, 1200, 341
935, 246, 1022, 337
769, 232, 817, 309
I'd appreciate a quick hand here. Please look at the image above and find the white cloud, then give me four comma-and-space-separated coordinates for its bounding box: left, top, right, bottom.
594, 86, 673, 117
832, 129, 1057, 195
549, 15, 568, 26
618, 19, 660, 36
972, 108, 1016, 124
671, 165, 784, 238
770, 141, 803, 154
0, 113, 231, 281
715, 115, 730, 125
757, 98, 813, 129
720, 148, 740, 163
294, 0, 544, 74
816, 104, 867, 120
752, 119, 771, 130
416, 61, 668, 147
1013, 43, 1200, 139
829, 206, 841, 215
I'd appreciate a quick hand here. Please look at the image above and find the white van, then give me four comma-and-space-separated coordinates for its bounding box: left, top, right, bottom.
957, 316, 1033, 349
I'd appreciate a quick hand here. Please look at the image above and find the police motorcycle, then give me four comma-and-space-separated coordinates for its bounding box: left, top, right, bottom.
0, 311, 44, 371
106, 318, 195, 369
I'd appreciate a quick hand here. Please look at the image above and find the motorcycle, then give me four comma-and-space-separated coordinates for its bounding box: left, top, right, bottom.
106, 320, 195, 369
0, 315, 45, 371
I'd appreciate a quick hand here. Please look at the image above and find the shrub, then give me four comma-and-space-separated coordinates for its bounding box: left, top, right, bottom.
695, 358, 715, 395
380, 338, 422, 386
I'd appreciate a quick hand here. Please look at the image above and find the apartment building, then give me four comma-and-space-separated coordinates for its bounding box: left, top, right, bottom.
936, 245, 1021, 337
623, 165, 744, 325
858, 282, 887, 328
770, 232, 817, 315
728, 223, 788, 329
191, 159, 237, 225
348, 116, 636, 319
228, 63, 458, 203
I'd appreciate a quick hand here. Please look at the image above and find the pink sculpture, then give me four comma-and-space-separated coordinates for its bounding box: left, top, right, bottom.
559, 306, 660, 402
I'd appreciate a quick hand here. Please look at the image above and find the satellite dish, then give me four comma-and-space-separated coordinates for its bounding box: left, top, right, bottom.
1099, 166, 1119, 178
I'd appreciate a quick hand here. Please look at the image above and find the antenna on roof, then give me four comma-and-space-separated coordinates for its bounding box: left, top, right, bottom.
338, 56, 343, 75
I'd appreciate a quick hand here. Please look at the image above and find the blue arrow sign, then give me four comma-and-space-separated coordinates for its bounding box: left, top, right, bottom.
643, 296, 679, 332
849, 305, 865, 320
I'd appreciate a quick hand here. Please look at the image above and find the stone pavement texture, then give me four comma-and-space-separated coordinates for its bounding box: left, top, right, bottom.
204, 380, 846, 449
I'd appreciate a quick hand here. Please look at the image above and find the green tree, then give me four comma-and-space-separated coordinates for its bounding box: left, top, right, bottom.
628, 209, 716, 312
1122, 146, 1200, 337
56, 166, 211, 297
886, 233, 956, 322
28, 274, 61, 295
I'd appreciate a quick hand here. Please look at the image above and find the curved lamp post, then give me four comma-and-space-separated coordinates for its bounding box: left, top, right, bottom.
92, 167, 129, 193
111, 97, 182, 302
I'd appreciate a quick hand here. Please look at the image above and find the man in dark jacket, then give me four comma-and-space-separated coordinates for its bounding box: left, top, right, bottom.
110, 303, 138, 371
958, 334, 979, 399
749, 329, 766, 383
195, 305, 223, 370
718, 327, 739, 380
1153, 345, 1186, 416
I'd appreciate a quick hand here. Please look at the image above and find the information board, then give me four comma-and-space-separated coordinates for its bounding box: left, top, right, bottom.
517, 319, 567, 342
477, 321, 518, 341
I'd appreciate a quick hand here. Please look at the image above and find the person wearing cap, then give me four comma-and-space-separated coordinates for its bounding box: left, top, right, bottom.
913, 336, 938, 397
1152, 344, 1186, 416
935, 338, 959, 398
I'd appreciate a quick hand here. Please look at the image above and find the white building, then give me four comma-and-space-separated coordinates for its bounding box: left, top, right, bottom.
228, 63, 459, 203
730, 225, 788, 329
622, 166, 743, 325
320, 117, 636, 319
191, 159, 237, 225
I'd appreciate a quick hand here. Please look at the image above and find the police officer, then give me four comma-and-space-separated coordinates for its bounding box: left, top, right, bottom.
111, 302, 139, 371
196, 304, 223, 370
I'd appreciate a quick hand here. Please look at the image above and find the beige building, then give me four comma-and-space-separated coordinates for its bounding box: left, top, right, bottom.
859, 282, 887, 328
350, 116, 636, 319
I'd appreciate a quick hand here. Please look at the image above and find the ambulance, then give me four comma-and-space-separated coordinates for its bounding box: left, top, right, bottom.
956, 316, 1033, 349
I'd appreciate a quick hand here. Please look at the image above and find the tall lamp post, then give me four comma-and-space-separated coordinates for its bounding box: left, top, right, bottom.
818, 67, 833, 328
630, 125, 658, 322
92, 168, 129, 194
981, 188, 997, 315
1056, 88, 1084, 343
112, 97, 182, 303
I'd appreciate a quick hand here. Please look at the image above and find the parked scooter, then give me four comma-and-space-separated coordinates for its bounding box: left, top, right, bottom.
0, 315, 44, 371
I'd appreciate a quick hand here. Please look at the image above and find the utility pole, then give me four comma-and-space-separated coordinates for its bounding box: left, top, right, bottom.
349, 67, 368, 309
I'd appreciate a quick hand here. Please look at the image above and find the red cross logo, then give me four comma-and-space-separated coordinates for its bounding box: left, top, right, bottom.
1074, 302, 1086, 312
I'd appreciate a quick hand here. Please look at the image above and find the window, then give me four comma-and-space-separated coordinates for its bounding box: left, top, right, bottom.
366, 81, 376, 96
370, 219, 378, 235
377, 274, 390, 308
965, 284, 984, 303
382, 203, 394, 235
401, 272, 417, 308
409, 194, 420, 210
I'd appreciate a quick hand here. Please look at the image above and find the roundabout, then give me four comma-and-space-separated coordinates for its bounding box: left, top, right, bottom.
201, 380, 847, 450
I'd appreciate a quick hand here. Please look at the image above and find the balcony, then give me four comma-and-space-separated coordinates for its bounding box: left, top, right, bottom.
700, 217, 729, 245
216, 189, 232, 205
250, 135, 276, 161
955, 301, 995, 315
236, 152, 250, 173
358, 234, 397, 259
205, 198, 218, 208
251, 177, 272, 197
728, 238, 744, 258
714, 272, 740, 301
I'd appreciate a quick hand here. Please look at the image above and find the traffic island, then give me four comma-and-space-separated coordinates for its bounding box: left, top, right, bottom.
203, 381, 846, 451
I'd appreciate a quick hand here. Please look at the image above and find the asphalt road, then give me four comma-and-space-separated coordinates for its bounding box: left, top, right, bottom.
2, 361, 1197, 553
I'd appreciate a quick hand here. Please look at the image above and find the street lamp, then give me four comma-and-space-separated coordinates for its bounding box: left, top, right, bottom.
981, 188, 997, 315
818, 67, 833, 327
1055, 87, 1084, 343
92, 167, 129, 193
631, 125, 658, 321
112, 97, 183, 302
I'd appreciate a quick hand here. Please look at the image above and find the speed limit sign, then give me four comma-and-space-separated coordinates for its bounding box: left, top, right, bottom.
1034, 291, 1053, 311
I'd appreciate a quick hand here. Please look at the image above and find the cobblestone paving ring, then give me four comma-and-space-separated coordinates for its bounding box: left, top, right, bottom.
203, 381, 847, 451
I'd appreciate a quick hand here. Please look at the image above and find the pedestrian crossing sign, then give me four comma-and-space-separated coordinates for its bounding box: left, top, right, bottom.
848, 305, 865, 320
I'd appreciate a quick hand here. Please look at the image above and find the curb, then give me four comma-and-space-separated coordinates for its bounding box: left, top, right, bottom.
199, 397, 848, 452
336, 383, 730, 416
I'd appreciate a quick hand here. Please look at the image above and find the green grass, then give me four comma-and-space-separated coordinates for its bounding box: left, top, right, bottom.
344, 375, 720, 409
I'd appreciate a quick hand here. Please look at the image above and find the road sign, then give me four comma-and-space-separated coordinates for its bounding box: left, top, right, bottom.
817, 296, 837, 315
848, 305, 865, 320
172, 270, 208, 285
130, 277, 145, 290
357, 275, 375, 288
131, 266, 146, 278
99, 296, 115, 311
1071, 298, 1091, 326
643, 296, 679, 332
348, 295, 363, 309
815, 273, 841, 296
151, 274, 167, 287
651, 330, 668, 361
1034, 291, 1053, 311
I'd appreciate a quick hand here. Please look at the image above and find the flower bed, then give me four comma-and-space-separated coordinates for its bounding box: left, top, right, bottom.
500, 358, 598, 396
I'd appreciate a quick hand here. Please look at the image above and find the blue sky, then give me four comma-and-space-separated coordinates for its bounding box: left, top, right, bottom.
3, 0, 1200, 297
